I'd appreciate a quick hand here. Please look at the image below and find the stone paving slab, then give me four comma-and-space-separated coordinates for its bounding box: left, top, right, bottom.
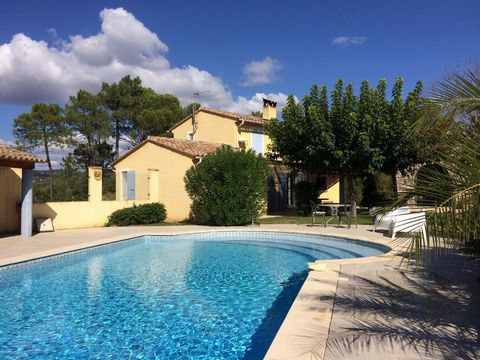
324, 258, 480, 360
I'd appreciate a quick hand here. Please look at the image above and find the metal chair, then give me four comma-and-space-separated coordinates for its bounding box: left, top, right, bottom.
309, 200, 326, 227
338, 201, 357, 229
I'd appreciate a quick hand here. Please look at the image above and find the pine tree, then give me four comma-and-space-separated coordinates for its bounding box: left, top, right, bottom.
65, 90, 112, 169
13, 103, 69, 200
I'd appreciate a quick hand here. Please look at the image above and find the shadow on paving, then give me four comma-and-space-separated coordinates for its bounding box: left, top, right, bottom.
323, 254, 480, 360
241, 270, 308, 360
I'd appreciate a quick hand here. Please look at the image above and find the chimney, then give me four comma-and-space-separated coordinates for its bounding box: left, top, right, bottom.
262, 98, 277, 119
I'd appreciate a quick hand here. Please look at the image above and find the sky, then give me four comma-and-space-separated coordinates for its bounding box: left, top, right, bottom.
0, 0, 478, 156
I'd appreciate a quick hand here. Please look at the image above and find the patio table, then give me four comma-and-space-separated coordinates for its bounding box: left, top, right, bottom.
319, 203, 350, 215
319, 203, 353, 228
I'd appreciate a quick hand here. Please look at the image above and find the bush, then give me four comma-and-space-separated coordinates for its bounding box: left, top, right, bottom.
107, 203, 167, 226
184, 147, 271, 225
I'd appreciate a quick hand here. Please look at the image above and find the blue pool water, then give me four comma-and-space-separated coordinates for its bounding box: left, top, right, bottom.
0, 232, 387, 359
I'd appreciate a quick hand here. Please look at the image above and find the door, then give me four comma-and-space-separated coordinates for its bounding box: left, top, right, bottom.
148, 169, 159, 201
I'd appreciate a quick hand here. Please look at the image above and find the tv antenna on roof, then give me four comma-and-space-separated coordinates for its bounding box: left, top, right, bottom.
191, 90, 210, 137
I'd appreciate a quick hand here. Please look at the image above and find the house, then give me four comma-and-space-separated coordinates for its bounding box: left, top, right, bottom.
111, 137, 226, 220
0, 144, 46, 236
112, 99, 340, 221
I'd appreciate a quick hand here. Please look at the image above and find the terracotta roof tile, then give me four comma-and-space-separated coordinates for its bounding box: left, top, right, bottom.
0, 144, 46, 163
201, 107, 266, 125
147, 136, 226, 157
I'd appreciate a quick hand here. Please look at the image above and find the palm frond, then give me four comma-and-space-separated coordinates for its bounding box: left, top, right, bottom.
397, 66, 480, 264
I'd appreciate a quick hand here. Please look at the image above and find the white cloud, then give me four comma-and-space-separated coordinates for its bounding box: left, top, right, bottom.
0, 138, 14, 147
227, 92, 289, 118
0, 7, 291, 168
241, 57, 283, 87
332, 36, 367, 47
0, 7, 286, 112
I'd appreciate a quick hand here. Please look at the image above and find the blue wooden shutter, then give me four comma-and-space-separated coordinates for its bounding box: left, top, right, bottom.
252, 130, 263, 154
127, 171, 135, 200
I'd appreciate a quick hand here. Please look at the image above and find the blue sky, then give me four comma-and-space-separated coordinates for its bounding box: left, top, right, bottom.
0, 0, 479, 145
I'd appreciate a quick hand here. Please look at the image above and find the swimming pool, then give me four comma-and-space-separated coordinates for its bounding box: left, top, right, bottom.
0, 231, 388, 359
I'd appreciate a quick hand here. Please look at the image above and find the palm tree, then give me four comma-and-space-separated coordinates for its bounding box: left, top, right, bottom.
396, 67, 480, 260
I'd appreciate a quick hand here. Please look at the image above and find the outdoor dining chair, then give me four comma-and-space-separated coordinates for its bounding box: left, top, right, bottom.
309, 200, 327, 227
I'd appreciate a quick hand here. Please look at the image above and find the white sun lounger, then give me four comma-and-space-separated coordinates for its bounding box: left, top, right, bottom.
389, 211, 427, 239
373, 206, 411, 232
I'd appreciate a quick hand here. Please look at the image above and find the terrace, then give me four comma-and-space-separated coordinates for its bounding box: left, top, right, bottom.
1, 224, 478, 359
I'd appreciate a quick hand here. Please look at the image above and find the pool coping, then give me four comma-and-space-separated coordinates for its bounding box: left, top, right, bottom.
0, 226, 403, 359
0, 227, 397, 269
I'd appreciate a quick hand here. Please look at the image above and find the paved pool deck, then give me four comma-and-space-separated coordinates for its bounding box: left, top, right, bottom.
1, 224, 479, 359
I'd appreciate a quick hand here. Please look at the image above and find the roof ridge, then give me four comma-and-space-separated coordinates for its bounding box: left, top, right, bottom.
200, 107, 264, 121
146, 136, 227, 158
147, 136, 226, 146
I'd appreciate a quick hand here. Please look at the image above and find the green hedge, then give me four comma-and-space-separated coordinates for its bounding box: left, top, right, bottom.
106, 203, 167, 226
184, 146, 271, 225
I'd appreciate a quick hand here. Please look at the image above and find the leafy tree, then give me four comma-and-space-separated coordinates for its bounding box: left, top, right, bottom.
131, 90, 183, 143
53, 154, 88, 201
266, 78, 428, 204
100, 75, 144, 158
265, 95, 307, 168
65, 89, 112, 169
304, 85, 336, 171
331, 81, 356, 201
184, 147, 271, 225
182, 102, 202, 119
72, 142, 114, 169
13, 103, 69, 200
100, 76, 184, 153
32, 154, 88, 202
380, 78, 424, 193
250, 110, 263, 117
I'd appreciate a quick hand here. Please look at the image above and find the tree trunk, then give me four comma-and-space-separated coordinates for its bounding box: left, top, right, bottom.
347, 173, 354, 204
340, 172, 347, 205
115, 118, 120, 159
347, 174, 355, 211
44, 133, 53, 201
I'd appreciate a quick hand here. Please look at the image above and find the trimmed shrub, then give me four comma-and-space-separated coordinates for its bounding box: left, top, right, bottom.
106, 203, 167, 226
184, 146, 271, 225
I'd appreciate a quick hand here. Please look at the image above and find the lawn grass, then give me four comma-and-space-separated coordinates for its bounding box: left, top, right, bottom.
259, 213, 373, 225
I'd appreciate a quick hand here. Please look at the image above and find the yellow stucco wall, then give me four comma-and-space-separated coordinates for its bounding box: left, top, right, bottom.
0, 167, 22, 235
172, 111, 271, 154
32, 199, 152, 230
24, 167, 158, 230
114, 141, 194, 221
320, 175, 340, 203
237, 125, 271, 154
305, 173, 340, 203
172, 112, 237, 146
